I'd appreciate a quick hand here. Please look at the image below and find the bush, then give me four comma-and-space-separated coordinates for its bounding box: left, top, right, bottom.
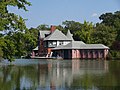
108, 50, 120, 59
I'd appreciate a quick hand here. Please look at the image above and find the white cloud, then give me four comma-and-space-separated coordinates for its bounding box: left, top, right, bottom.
92, 13, 98, 17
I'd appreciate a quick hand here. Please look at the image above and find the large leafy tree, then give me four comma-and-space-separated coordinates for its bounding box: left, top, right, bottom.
62, 20, 82, 40
37, 24, 50, 30
5, 31, 37, 57
0, 37, 16, 61
0, 0, 31, 62
63, 20, 82, 33
99, 11, 120, 49
92, 23, 116, 47
0, 0, 31, 31
74, 21, 94, 43
25, 28, 38, 53
63, 20, 94, 43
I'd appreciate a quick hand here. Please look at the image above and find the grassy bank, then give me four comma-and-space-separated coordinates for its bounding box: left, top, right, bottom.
107, 50, 120, 60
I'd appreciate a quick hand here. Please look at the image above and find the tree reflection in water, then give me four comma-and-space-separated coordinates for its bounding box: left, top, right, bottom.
0, 59, 120, 90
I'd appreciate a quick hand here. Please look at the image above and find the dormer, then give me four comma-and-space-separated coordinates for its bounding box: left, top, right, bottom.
44, 29, 72, 48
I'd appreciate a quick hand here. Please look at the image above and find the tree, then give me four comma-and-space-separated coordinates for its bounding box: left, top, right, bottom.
0, 38, 4, 60
63, 20, 94, 43
93, 24, 116, 47
63, 20, 82, 32
74, 21, 94, 43
0, 0, 31, 62
4, 30, 37, 58
24, 29, 38, 54
0, 38, 16, 62
56, 25, 64, 32
0, 0, 31, 31
62, 20, 82, 40
99, 11, 120, 49
37, 24, 50, 30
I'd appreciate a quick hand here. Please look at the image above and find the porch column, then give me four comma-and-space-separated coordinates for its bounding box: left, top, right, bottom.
88, 50, 90, 58
72, 50, 75, 59
104, 49, 108, 59
76, 50, 80, 58
82, 50, 85, 59
98, 50, 101, 59
92, 50, 95, 59
32, 51, 35, 57
79, 50, 81, 59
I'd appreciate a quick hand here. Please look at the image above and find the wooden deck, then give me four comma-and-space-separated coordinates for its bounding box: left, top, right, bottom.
30, 56, 56, 59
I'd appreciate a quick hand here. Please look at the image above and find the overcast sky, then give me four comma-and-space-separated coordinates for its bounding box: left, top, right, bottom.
9, 0, 120, 28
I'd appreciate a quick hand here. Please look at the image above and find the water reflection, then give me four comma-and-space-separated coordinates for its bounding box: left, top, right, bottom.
0, 59, 120, 90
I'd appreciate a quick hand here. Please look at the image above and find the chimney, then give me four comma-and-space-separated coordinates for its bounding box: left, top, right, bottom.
50, 25, 56, 33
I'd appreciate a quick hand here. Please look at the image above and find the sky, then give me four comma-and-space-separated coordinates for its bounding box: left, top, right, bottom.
9, 0, 120, 28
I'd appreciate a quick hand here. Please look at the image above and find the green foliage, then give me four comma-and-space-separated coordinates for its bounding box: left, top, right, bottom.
25, 29, 38, 53
0, 29, 37, 61
62, 20, 94, 43
99, 11, 120, 41
62, 20, 82, 36
6, 32, 27, 57
37, 24, 50, 30
74, 21, 94, 43
0, 38, 16, 62
4, 30, 37, 57
109, 50, 120, 59
112, 41, 120, 50
92, 24, 116, 47
56, 25, 65, 32
0, 38, 4, 60
0, 0, 31, 61
0, 47, 3, 59
0, 0, 31, 31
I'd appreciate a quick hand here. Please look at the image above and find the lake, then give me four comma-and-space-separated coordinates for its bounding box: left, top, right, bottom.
0, 59, 120, 90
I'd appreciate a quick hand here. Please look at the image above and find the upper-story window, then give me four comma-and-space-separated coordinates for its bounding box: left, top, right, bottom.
59, 41, 63, 45
48, 41, 57, 47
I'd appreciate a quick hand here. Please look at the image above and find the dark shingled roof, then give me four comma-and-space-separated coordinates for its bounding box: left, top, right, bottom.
52, 41, 109, 50
44, 29, 72, 41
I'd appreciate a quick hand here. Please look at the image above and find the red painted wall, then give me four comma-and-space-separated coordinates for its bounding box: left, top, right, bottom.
72, 50, 81, 59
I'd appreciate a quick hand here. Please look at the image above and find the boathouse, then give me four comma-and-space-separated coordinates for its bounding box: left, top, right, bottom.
32, 26, 109, 59
52, 41, 109, 59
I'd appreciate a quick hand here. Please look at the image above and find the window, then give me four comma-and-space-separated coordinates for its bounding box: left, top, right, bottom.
59, 41, 63, 45
48, 41, 57, 47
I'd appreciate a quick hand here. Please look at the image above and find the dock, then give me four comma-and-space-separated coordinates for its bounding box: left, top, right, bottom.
30, 56, 56, 59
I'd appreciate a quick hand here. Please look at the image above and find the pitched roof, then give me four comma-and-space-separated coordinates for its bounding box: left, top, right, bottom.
39, 30, 50, 38
85, 44, 109, 49
52, 41, 109, 50
53, 41, 86, 50
66, 30, 74, 41
44, 29, 72, 41
64, 41, 86, 49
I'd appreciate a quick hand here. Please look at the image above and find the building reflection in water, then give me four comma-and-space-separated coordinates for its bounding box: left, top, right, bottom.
37, 60, 108, 90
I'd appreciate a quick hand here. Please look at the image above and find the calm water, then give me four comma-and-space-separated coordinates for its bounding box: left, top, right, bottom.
0, 59, 120, 90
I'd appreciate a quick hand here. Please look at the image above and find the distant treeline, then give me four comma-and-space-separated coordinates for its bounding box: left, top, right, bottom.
0, 0, 120, 61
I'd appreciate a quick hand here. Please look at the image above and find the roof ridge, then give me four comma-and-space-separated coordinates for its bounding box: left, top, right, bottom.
44, 29, 72, 41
